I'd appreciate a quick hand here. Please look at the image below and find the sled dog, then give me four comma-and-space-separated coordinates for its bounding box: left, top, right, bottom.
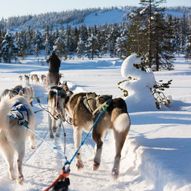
48, 86, 67, 138
41, 74, 47, 87
0, 94, 36, 183
22, 75, 34, 105
65, 92, 131, 177
11, 85, 34, 106
0, 89, 18, 102
59, 81, 73, 97
31, 74, 40, 84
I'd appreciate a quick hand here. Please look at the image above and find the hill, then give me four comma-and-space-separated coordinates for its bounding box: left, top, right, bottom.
0, 6, 190, 31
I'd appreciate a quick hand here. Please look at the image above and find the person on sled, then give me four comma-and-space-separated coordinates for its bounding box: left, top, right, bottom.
47, 51, 61, 86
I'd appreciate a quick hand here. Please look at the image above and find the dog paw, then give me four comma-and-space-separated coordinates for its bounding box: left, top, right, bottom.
31, 145, 36, 149
16, 176, 24, 185
9, 174, 16, 181
111, 168, 119, 179
93, 161, 100, 171
50, 134, 54, 139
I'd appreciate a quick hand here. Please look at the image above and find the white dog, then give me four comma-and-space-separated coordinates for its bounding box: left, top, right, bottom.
0, 94, 36, 184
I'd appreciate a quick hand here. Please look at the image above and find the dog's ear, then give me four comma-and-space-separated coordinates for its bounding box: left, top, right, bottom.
18, 90, 24, 96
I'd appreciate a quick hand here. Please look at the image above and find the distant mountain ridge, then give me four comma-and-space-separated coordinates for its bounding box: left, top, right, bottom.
0, 6, 190, 31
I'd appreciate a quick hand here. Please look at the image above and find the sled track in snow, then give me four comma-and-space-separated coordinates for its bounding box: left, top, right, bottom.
0, 83, 153, 191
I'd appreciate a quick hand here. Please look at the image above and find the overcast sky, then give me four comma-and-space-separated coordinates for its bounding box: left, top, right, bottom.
0, 0, 190, 19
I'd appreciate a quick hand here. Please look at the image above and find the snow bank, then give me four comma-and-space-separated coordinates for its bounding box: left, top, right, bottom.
120, 53, 156, 112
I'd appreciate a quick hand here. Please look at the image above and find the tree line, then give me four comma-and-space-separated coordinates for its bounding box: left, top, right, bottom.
0, 1, 190, 71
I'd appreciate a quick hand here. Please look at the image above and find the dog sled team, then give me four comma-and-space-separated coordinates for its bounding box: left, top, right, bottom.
0, 53, 131, 186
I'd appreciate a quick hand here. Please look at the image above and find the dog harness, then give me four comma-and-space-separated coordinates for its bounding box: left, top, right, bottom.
8, 101, 29, 127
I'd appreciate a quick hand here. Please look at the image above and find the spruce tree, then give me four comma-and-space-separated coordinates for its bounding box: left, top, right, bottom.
86, 33, 99, 60
115, 28, 128, 58
185, 28, 191, 59
106, 24, 119, 57
128, 0, 174, 71
1, 32, 17, 63
54, 35, 67, 60
77, 37, 86, 58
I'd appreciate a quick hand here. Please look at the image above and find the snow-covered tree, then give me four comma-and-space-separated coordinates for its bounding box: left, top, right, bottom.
54, 35, 67, 59
44, 26, 54, 56
115, 29, 128, 58
185, 32, 191, 59
127, 0, 174, 71
86, 33, 99, 59
34, 31, 43, 56
0, 30, 5, 62
15, 32, 25, 58
1, 32, 18, 63
106, 24, 119, 57
77, 37, 86, 57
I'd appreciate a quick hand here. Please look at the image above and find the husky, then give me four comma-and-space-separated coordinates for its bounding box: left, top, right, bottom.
11, 85, 34, 106
22, 75, 34, 105
18, 75, 23, 81
31, 74, 40, 84
0, 94, 36, 183
65, 92, 131, 178
59, 81, 73, 97
41, 74, 47, 87
0, 89, 18, 102
48, 86, 67, 138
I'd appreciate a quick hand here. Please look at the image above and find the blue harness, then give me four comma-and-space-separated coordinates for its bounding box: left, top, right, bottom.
8, 101, 29, 127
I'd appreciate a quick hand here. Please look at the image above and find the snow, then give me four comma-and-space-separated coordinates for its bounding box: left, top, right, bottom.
0, 55, 191, 191
120, 53, 156, 112
82, 9, 124, 27
74, 8, 190, 28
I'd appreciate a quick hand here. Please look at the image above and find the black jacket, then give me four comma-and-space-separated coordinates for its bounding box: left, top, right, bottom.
47, 53, 61, 73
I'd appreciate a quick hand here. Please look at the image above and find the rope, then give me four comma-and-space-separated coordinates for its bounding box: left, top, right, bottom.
21, 123, 67, 160
43, 98, 112, 191
34, 96, 59, 120
34, 96, 72, 125
20, 111, 69, 191
32, 94, 111, 190
60, 121, 67, 156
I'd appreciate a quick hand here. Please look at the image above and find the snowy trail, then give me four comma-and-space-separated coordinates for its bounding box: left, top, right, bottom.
0, 56, 191, 191
0, 77, 152, 191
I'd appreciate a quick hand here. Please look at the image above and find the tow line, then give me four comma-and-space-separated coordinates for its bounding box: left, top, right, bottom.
43, 99, 111, 191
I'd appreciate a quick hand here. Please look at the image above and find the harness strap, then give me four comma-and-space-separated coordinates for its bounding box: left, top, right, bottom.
92, 100, 111, 116
8, 101, 29, 127
83, 94, 95, 113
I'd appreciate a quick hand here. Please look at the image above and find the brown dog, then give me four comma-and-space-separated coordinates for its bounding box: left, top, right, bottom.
65, 92, 131, 178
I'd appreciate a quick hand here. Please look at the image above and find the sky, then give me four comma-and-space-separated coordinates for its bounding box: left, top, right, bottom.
0, 0, 190, 19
